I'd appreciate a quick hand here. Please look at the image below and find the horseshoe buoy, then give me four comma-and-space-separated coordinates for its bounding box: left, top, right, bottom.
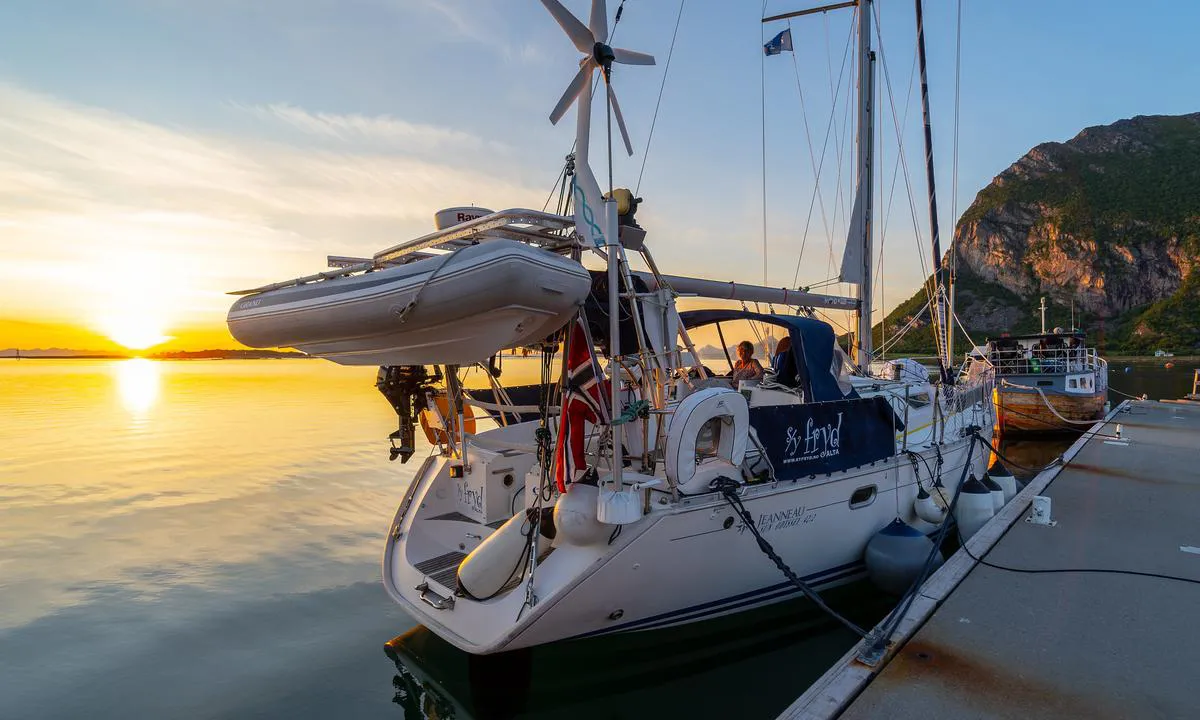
665, 387, 749, 494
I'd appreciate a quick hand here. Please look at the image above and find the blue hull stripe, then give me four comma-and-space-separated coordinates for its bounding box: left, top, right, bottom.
566, 560, 866, 641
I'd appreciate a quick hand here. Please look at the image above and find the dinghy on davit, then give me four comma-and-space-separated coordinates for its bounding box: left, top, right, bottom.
227, 211, 592, 366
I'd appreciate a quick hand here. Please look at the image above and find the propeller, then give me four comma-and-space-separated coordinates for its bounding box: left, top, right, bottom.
540, 0, 655, 156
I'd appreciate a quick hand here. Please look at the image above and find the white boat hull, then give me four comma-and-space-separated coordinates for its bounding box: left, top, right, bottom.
227, 240, 592, 366
383, 409, 993, 654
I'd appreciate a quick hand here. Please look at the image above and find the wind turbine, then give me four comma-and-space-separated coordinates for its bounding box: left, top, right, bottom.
541, 0, 655, 158
539, 0, 654, 249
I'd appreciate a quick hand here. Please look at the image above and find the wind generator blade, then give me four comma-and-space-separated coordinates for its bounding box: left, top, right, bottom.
539, 0, 594, 53
611, 47, 656, 66
589, 0, 608, 44
550, 60, 594, 125
607, 83, 634, 156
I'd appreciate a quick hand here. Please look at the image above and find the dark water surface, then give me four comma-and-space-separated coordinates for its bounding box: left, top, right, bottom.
0, 359, 1191, 719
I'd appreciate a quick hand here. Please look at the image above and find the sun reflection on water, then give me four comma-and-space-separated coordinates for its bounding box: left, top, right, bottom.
115, 358, 161, 417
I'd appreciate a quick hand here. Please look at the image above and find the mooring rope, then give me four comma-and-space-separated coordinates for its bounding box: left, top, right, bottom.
1000, 379, 1108, 426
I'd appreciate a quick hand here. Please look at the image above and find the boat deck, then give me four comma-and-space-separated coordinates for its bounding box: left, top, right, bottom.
779, 398, 1200, 719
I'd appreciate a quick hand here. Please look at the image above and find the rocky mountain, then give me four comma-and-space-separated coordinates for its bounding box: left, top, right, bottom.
879, 112, 1200, 355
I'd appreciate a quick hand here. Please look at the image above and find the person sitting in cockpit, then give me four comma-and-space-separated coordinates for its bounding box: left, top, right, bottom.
770, 336, 799, 387
730, 341, 765, 384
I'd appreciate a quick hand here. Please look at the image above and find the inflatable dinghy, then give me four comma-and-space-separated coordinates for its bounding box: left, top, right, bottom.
228, 238, 591, 366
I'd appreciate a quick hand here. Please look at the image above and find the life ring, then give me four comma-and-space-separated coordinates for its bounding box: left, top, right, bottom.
419, 393, 476, 446
665, 387, 749, 494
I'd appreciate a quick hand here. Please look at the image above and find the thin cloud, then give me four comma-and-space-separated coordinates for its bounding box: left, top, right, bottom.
0, 82, 542, 340
235, 101, 507, 153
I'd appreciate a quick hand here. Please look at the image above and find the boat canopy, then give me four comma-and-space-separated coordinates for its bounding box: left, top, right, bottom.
984, 330, 1087, 344
679, 309, 849, 403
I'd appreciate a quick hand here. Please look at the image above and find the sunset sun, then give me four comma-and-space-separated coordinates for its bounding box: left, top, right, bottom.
103, 316, 171, 351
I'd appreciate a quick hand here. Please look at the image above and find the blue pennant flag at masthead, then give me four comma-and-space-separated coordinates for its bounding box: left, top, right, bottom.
763, 29, 793, 56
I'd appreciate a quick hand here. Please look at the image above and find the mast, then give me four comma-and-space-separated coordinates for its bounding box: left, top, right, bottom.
854, 0, 875, 369
914, 0, 949, 371
762, 1, 872, 367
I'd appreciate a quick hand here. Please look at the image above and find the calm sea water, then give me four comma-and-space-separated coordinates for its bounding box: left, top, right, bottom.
0, 358, 1191, 719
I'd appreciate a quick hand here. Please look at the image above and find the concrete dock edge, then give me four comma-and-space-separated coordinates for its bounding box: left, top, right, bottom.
776, 400, 1132, 720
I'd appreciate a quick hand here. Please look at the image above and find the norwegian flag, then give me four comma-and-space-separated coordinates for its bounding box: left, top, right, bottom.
553, 318, 610, 491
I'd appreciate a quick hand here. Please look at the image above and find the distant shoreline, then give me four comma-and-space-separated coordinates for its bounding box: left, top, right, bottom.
0, 350, 312, 360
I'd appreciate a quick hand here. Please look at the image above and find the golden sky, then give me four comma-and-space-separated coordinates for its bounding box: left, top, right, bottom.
0, 82, 546, 352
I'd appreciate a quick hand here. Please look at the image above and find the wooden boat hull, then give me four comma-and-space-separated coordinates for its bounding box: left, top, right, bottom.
996, 388, 1105, 434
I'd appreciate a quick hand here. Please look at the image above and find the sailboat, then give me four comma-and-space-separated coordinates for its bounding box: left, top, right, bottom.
227, 0, 995, 654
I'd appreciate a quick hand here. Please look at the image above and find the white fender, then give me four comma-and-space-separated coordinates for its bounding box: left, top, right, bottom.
456, 511, 550, 600
914, 486, 948, 525
665, 388, 749, 494
553, 482, 611, 546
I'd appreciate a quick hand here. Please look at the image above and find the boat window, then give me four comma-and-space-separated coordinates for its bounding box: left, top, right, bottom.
1069, 379, 1078, 389
1037, 380, 1054, 387
695, 416, 722, 462
909, 392, 931, 408
690, 318, 776, 376
849, 485, 876, 509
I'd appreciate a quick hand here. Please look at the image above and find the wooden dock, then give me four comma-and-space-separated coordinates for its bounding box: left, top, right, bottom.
780, 398, 1200, 719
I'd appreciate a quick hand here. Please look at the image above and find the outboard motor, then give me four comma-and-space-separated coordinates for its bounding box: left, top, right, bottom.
376, 365, 441, 463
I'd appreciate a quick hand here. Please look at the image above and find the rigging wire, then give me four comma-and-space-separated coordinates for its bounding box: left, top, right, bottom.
804, 274, 847, 290
542, 164, 567, 212
872, 2, 934, 306
875, 297, 932, 354
877, 58, 887, 359
821, 9, 849, 288
789, 13, 858, 289
873, 39, 920, 357
948, 0, 963, 356
761, 0, 769, 286
635, 0, 686, 195
785, 18, 836, 277
828, 50, 856, 287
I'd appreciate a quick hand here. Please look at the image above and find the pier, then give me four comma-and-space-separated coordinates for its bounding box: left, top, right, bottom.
780, 397, 1200, 719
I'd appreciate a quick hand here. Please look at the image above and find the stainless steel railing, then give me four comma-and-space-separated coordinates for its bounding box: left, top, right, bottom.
986, 347, 1103, 376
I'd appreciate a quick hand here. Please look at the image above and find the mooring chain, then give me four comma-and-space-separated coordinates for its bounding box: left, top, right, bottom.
711, 477, 869, 639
